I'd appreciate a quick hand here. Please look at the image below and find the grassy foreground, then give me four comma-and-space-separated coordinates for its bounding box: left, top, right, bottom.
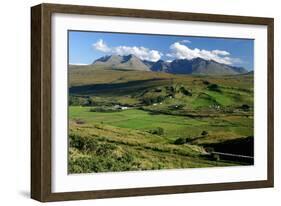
69, 113, 242, 173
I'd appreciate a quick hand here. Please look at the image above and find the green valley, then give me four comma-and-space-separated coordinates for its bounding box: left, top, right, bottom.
68, 65, 254, 174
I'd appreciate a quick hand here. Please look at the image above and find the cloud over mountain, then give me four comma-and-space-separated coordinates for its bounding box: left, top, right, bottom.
93, 39, 162, 62
93, 39, 243, 66
167, 42, 241, 65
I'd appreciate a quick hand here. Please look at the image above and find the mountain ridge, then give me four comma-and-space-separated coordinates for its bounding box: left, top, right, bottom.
93, 54, 150, 71
91, 54, 248, 75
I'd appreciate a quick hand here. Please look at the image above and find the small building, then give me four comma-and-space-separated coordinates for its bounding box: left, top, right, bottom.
113, 105, 122, 110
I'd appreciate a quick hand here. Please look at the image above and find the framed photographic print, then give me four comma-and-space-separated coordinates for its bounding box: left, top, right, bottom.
31, 3, 274, 202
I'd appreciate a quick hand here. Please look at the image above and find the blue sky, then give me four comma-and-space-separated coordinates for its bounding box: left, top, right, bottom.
69, 30, 254, 70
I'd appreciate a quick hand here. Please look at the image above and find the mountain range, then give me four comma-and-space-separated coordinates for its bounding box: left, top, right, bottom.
92, 54, 248, 75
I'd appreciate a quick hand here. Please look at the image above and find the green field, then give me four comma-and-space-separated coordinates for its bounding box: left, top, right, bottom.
70, 107, 252, 142
68, 66, 254, 173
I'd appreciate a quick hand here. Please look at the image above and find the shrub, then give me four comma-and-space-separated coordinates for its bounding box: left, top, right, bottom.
202, 80, 210, 85
179, 86, 192, 96
68, 156, 93, 173
89, 106, 120, 113
119, 153, 134, 163
69, 134, 99, 152
68, 147, 138, 173
168, 104, 185, 110
154, 87, 162, 92
174, 137, 186, 145
240, 104, 250, 111
185, 136, 193, 143
96, 143, 117, 156
156, 95, 165, 103
75, 119, 85, 124
69, 96, 91, 106
165, 85, 177, 97
201, 131, 208, 136
142, 97, 152, 105
148, 127, 164, 136
207, 84, 221, 92
212, 154, 220, 161
69, 134, 85, 150
142, 95, 165, 105
205, 147, 214, 153
83, 138, 99, 152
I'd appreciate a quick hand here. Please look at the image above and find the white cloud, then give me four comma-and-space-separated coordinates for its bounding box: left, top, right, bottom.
93, 39, 242, 65
180, 39, 191, 44
167, 42, 241, 65
230, 57, 243, 64
92, 39, 162, 62
112, 46, 162, 62
166, 53, 174, 58
212, 49, 230, 56
93, 39, 111, 52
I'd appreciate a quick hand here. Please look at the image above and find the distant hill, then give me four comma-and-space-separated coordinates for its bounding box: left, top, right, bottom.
90, 54, 248, 75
